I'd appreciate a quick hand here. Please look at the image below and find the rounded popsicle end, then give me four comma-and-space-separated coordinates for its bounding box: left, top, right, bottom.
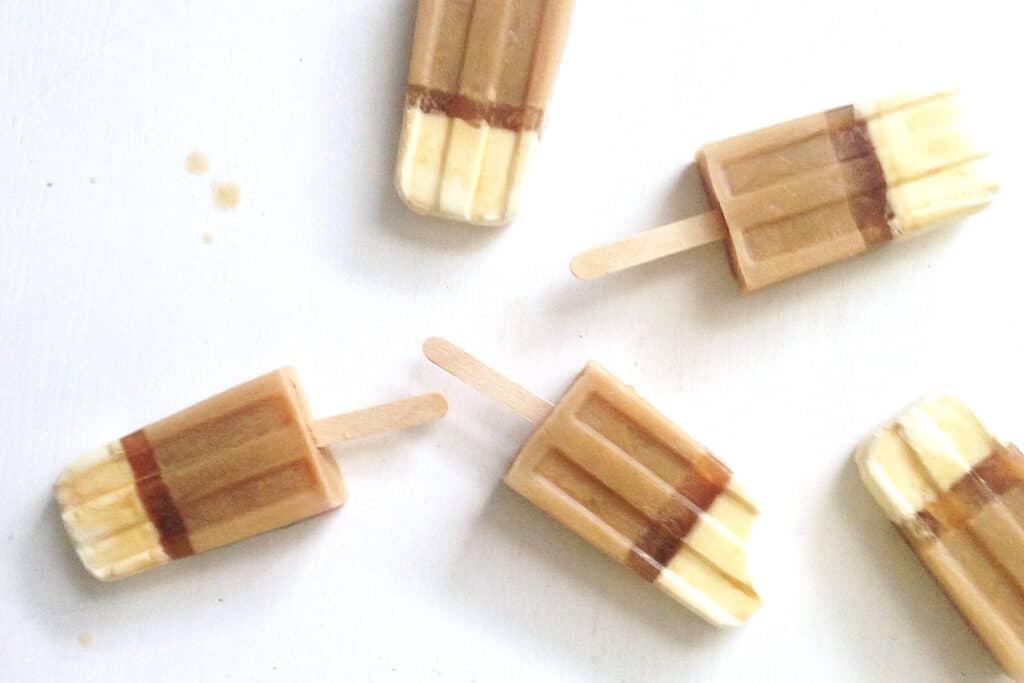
422, 337, 453, 366
569, 253, 600, 280
421, 392, 449, 419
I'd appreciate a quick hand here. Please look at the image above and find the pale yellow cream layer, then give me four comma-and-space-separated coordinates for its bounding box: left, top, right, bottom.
856, 396, 996, 522
858, 92, 998, 237
54, 442, 169, 581
395, 108, 537, 226
656, 481, 760, 627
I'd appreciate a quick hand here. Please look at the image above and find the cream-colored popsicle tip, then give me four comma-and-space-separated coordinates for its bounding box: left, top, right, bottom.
657, 478, 761, 627
855, 395, 997, 521
857, 91, 999, 236
394, 108, 537, 227
855, 396, 1024, 680
55, 442, 170, 581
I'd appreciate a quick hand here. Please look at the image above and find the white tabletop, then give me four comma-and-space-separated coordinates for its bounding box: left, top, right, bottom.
2, 1, 1021, 681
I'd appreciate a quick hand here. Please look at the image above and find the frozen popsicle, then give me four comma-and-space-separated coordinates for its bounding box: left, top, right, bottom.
855, 396, 1024, 680
423, 337, 760, 626
572, 91, 998, 292
395, 0, 575, 226
55, 369, 447, 581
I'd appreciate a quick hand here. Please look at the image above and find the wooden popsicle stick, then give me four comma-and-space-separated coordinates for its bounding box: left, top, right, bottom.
422, 337, 553, 425
311, 393, 448, 448
569, 210, 727, 281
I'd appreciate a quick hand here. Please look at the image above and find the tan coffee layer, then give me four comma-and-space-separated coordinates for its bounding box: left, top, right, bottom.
407, 0, 475, 93
406, 0, 574, 112
458, 1, 543, 104
697, 106, 891, 292
139, 369, 346, 554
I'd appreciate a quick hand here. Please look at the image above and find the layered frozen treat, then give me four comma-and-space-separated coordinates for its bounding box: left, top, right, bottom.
572, 91, 998, 292
424, 337, 759, 626
856, 396, 1024, 680
56, 369, 446, 581
395, 0, 575, 226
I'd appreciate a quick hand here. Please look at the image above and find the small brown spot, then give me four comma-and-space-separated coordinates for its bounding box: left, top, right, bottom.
78, 633, 93, 648
185, 151, 209, 175
213, 182, 241, 210
202, 232, 214, 244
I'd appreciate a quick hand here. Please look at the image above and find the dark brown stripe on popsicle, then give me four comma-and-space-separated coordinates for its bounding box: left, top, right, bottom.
406, 85, 544, 131
901, 444, 1024, 545
122, 430, 194, 559
626, 464, 730, 582
825, 105, 894, 246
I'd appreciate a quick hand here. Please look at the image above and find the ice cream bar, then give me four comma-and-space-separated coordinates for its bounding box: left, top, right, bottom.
55, 369, 447, 581
395, 0, 575, 226
855, 396, 1024, 680
572, 91, 998, 292
423, 337, 760, 626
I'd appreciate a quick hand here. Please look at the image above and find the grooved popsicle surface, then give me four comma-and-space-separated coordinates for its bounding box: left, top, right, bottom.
697, 92, 997, 292
396, 0, 575, 225
856, 397, 1024, 680
55, 369, 347, 580
505, 362, 760, 626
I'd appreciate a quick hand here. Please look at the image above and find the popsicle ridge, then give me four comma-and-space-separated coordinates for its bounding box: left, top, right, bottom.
55, 440, 175, 580
56, 369, 348, 581
507, 362, 760, 626
855, 396, 1024, 680
395, 0, 574, 225
697, 90, 998, 291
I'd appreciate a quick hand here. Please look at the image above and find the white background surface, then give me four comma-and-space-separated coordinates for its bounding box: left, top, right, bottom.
1, 1, 1021, 681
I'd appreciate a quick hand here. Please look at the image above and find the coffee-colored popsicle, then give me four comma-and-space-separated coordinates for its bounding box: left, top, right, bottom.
424, 338, 760, 626
855, 396, 1024, 680
56, 369, 447, 581
395, 0, 575, 226
572, 91, 998, 292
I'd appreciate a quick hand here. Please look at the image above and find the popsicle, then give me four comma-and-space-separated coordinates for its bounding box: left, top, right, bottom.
571, 91, 998, 292
855, 396, 1024, 680
423, 337, 759, 626
395, 0, 576, 226
55, 368, 447, 581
